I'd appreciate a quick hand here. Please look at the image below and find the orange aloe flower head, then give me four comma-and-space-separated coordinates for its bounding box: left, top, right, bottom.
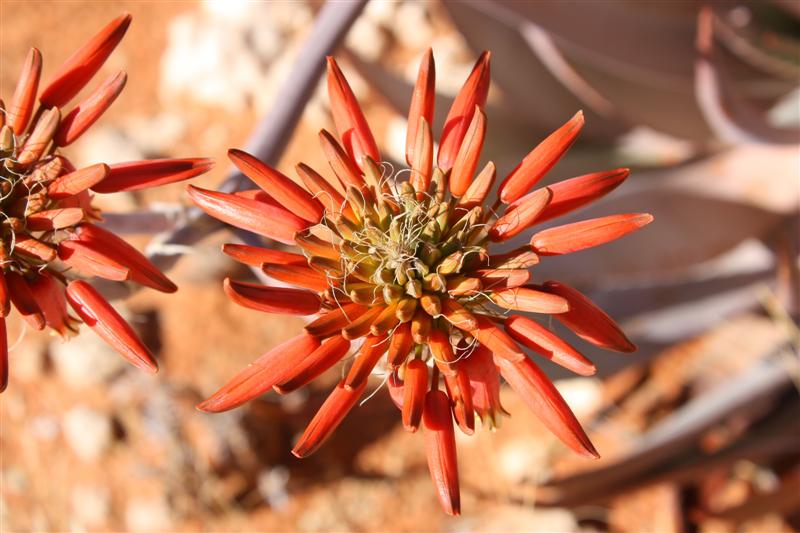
0, 14, 212, 391
192, 50, 652, 515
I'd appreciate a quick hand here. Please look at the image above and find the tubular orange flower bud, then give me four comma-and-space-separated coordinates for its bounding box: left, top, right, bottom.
16, 107, 59, 167
342, 306, 385, 340
496, 355, 599, 459
543, 281, 636, 352
406, 48, 435, 167
65, 280, 158, 373
319, 129, 365, 190
295, 231, 340, 260
444, 366, 475, 435
261, 263, 330, 292
92, 158, 213, 193
462, 345, 507, 427
387, 322, 414, 367
537, 168, 630, 223
295, 163, 355, 221
370, 303, 400, 336
197, 332, 321, 413
223, 278, 320, 316
490, 286, 570, 314
411, 308, 432, 344
457, 161, 495, 210
6, 271, 45, 330
449, 106, 487, 198
187, 185, 307, 245
438, 51, 490, 172
387, 370, 404, 410
292, 378, 366, 458
498, 111, 584, 204
490, 187, 553, 241
469, 316, 525, 363
475, 269, 531, 291
487, 249, 539, 269
326, 57, 380, 168
25, 208, 84, 231
222, 244, 306, 267
40, 13, 132, 107
275, 335, 351, 394
440, 298, 478, 331
505, 315, 596, 376
8, 47, 41, 135
423, 389, 461, 516
445, 276, 482, 297
13, 235, 56, 263
402, 358, 428, 432
228, 149, 323, 223
0, 318, 6, 392
56, 70, 126, 146
0, 271, 9, 318
531, 213, 654, 255
58, 240, 130, 282
305, 304, 369, 338
410, 117, 434, 195
73, 224, 177, 293
344, 334, 387, 391
47, 163, 109, 199
29, 271, 76, 337
428, 329, 456, 376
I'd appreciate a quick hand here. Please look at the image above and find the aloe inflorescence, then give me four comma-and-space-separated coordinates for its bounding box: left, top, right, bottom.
191, 50, 653, 515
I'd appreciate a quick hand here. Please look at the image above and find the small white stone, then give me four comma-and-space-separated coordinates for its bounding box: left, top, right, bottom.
554, 377, 603, 418
29, 416, 60, 442
383, 115, 409, 165
346, 18, 387, 63
51, 329, 126, 388
124, 496, 173, 532
257, 466, 290, 509
71, 126, 144, 168
123, 113, 188, 156
262, 1, 312, 33
160, 3, 307, 116
364, 0, 398, 26
393, 2, 434, 49
2, 468, 28, 493
202, 0, 252, 23
497, 439, 548, 484
63, 406, 113, 461
71, 485, 111, 528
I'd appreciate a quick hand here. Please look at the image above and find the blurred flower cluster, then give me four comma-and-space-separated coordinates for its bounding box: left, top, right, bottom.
0, 14, 211, 390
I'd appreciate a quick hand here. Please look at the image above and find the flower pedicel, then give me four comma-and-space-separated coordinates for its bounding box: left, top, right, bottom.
190, 50, 653, 515
0, 14, 212, 391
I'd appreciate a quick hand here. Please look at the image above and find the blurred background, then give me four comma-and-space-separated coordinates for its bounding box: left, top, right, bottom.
1, 1, 798, 531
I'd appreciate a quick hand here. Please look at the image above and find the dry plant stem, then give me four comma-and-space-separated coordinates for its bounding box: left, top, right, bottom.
539, 358, 795, 506
147, 0, 368, 273
694, 7, 800, 144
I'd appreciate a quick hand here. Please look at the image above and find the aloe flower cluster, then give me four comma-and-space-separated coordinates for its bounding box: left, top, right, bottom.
0, 14, 212, 391
191, 50, 652, 515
